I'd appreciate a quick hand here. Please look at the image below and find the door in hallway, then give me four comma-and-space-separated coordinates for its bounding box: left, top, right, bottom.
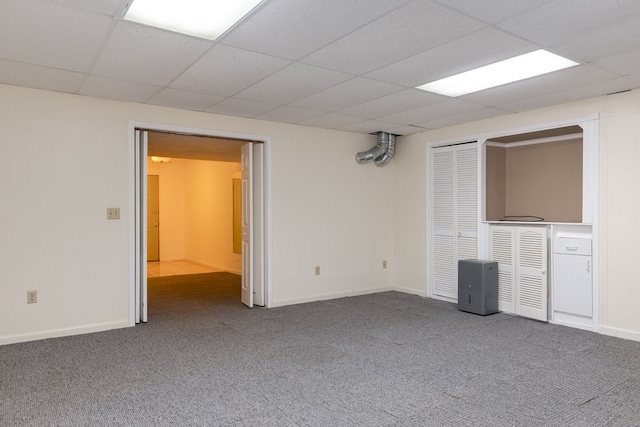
147, 174, 160, 262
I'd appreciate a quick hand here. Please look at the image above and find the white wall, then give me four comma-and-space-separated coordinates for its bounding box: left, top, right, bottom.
0, 84, 394, 344
184, 159, 241, 273
393, 89, 640, 341
147, 158, 187, 261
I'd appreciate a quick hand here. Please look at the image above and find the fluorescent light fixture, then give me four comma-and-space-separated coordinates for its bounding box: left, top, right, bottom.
124, 0, 264, 40
416, 50, 579, 97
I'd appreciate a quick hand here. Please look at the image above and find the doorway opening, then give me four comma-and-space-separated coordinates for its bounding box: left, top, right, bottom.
129, 123, 270, 325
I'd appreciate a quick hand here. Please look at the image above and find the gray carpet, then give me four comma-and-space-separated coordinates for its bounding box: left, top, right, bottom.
2, 273, 640, 426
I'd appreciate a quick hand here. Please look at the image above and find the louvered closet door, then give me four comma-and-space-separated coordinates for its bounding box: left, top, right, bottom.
431, 143, 477, 300
490, 225, 516, 313
515, 227, 548, 321
432, 148, 455, 298
456, 145, 478, 261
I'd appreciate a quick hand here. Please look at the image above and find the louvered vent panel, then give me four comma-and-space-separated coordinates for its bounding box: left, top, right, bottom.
456, 147, 477, 232
498, 271, 513, 303
457, 237, 477, 260
433, 235, 455, 298
490, 229, 513, 265
519, 274, 543, 309
433, 151, 454, 229
519, 231, 544, 269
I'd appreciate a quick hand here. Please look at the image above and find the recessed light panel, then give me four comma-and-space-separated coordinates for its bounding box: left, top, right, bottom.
124, 0, 264, 40
416, 50, 579, 97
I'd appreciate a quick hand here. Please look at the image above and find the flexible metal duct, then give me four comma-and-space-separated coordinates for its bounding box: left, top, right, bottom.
374, 133, 395, 167
355, 131, 388, 164
355, 131, 396, 167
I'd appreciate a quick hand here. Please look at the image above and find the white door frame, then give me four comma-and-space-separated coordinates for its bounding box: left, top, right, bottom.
128, 121, 272, 325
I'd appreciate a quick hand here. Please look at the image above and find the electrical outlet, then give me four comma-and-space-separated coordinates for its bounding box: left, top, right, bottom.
27, 290, 37, 304
382, 260, 387, 269
315, 266, 320, 276
107, 207, 120, 220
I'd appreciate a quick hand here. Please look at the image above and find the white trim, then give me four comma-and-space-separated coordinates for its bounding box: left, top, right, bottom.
426, 146, 433, 298
128, 126, 136, 326
394, 286, 428, 298
128, 120, 273, 325
485, 132, 583, 148
599, 325, 640, 342
0, 321, 130, 346
429, 294, 457, 304
185, 259, 242, 275
426, 114, 599, 150
271, 286, 393, 308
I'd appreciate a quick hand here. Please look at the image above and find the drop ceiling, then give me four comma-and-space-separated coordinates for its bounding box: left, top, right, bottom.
2, 0, 640, 136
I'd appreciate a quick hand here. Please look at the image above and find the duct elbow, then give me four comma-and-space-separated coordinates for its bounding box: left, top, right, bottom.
355, 132, 396, 167
355, 131, 396, 166
374, 134, 395, 167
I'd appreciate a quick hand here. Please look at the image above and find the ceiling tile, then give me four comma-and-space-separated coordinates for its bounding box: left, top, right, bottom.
91, 21, 213, 86
256, 106, 325, 124
38, 0, 123, 16
0, 0, 113, 71
301, 0, 485, 75
366, 28, 537, 87
379, 99, 486, 125
0, 59, 85, 93
498, 77, 636, 112
498, 0, 640, 47
171, 45, 290, 97
220, 0, 411, 60
433, 0, 553, 23
79, 76, 161, 103
146, 89, 225, 111
234, 63, 352, 105
205, 98, 278, 118
460, 64, 620, 106
299, 114, 367, 129
289, 78, 404, 111
415, 107, 510, 129
337, 89, 446, 119
621, 73, 640, 88
552, 17, 640, 63
593, 49, 640, 77
339, 120, 400, 134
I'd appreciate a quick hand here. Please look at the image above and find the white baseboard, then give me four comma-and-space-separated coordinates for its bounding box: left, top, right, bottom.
599, 325, 640, 342
393, 286, 428, 297
0, 320, 130, 346
271, 286, 394, 308
186, 259, 241, 275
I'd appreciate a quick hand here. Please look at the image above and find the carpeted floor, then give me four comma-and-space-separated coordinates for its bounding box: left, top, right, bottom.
1, 273, 640, 426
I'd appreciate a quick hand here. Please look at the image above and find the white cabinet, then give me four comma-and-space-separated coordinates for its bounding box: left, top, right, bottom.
553, 237, 592, 318
489, 224, 548, 322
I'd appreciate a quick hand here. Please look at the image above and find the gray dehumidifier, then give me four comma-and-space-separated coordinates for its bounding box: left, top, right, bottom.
458, 259, 498, 315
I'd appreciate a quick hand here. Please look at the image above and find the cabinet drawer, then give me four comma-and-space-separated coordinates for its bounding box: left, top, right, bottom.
554, 238, 591, 255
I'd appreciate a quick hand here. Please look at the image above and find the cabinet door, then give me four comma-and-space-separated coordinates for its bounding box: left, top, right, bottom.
490, 225, 516, 313
554, 254, 592, 317
515, 227, 548, 321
